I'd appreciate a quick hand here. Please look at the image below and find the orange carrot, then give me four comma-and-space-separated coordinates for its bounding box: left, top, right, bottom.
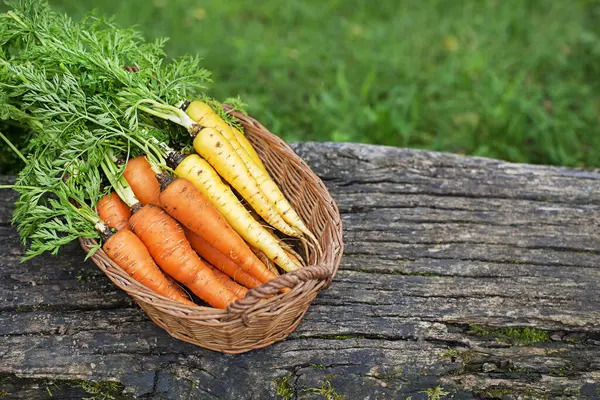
96, 192, 131, 231
174, 155, 302, 272
205, 264, 248, 299
97, 190, 191, 301
158, 177, 277, 284
129, 204, 238, 309
103, 229, 195, 306
123, 156, 161, 206
120, 164, 269, 285
184, 227, 262, 289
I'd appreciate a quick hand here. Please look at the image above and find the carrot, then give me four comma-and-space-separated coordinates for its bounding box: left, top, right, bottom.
253, 215, 308, 267
97, 190, 191, 300
185, 101, 244, 146
185, 101, 267, 173
158, 176, 281, 281
123, 156, 161, 206
191, 127, 300, 238
205, 264, 248, 299
96, 192, 131, 231
103, 229, 195, 306
118, 158, 268, 286
137, 101, 306, 238
231, 125, 267, 174
138, 101, 308, 239
186, 101, 315, 242
129, 204, 239, 309
173, 155, 303, 272
184, 227, 262, 289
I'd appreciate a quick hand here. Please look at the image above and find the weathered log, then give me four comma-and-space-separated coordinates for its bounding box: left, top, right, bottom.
1, 142, 599, 399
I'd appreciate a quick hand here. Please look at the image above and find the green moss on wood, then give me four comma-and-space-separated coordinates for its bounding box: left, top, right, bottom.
75, 380, 123, 400
420, 386, 450, 400
440, 349, 459, 361
317, 334, 364, 340
0, 375, 126, 400
562, 387, 580, 397
508, 364, 526, 373
468, 325, 549, 345
498, 328, 549, 345
549, 365, 574, 377
468, 324, 491, 337
75, 271, 97, 282
440, 349, 477, 375
274, 375, 294, 400
523, 387, 550, 399
303, 377, 344, 400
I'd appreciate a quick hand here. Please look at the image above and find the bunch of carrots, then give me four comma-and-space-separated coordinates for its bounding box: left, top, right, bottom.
0, 1, 317, 309
94, 100, 313, 309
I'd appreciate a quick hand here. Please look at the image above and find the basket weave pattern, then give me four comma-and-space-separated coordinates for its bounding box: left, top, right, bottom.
79, 108, 343, 353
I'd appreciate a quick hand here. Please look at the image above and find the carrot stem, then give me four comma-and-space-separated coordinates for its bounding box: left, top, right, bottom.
0, 131, 27, 163
135, 100, 196, 130
100, 155, 138, 208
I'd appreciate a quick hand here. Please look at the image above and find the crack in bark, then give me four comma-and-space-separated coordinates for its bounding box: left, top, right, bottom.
328, 286, 563, 301
337, 267, 544, 280
332, 187, 599, 206
0, 302, 137, 314
340, 251, 600, 269
341, 216, 585, 229
343, 237, 600, 255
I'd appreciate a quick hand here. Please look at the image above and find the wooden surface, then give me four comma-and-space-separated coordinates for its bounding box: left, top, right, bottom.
1, 142, 599, 400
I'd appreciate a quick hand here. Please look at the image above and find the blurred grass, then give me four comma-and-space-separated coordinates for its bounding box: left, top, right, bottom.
2, 0, 600, 172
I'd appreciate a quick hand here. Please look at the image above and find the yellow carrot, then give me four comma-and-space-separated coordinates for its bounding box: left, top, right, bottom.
185, 101, 267, 174
175, 154, 302, 272
244, 154, 316, 241
191, 127, 300, 238
186, 101, 315, 242
137, 100, 316, 245
230, 125, 267, 174
246, 203, 309, 265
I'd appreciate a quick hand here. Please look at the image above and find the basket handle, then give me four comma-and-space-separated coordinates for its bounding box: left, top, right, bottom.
226, 264, 332, 316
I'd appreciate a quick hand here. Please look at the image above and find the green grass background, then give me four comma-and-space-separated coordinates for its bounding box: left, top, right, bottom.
2, 0, 600, 171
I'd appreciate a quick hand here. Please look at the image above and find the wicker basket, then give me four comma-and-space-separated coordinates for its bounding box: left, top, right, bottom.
79, 108, 344, 354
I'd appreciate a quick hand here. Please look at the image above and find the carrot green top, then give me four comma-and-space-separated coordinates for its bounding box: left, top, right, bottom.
0, 0, 244, 260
